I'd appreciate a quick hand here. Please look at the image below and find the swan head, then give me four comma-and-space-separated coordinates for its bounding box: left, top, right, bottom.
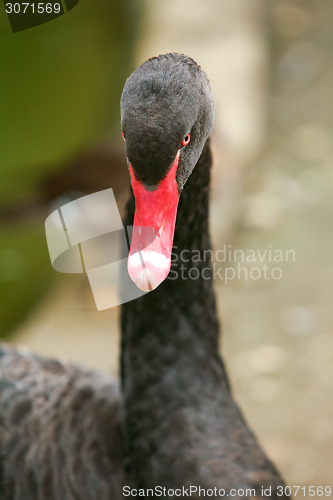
120, 53, 214, 292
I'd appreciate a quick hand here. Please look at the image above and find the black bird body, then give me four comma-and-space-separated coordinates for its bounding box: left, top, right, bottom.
0, 54, 289, 499
0, 346, 125, 499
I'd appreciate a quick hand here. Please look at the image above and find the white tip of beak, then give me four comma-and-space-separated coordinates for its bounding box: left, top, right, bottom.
134, 268, 160, 292
127, 251, 171, 292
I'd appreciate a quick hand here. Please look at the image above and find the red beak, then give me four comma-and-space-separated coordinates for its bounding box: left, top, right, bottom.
127, 153, 180, 291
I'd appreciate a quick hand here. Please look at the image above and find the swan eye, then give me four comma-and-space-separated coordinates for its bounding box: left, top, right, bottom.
181, 133, 191, 147
122, 132, 126, 142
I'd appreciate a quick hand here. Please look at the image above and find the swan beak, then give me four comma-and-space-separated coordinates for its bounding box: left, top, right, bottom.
127, 154, 180, 292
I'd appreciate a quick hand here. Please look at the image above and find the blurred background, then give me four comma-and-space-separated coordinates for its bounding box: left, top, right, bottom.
0, 0, 332, 494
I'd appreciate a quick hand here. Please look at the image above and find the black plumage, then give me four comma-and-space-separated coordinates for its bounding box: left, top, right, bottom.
0, 53, 289, 500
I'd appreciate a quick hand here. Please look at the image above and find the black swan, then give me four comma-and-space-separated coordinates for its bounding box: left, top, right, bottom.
0, 53, 289, 500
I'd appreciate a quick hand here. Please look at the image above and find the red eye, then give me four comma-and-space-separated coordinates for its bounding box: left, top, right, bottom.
181, 133, 191, 147
122, 132, 126, 142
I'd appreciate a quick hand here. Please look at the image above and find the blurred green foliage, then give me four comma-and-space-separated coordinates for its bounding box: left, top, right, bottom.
0, 223, 52, 335
0, 0, 141, 204
0, 0, 142, 336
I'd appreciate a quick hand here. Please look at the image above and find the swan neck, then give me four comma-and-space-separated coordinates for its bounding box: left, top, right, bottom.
121, 139, 225, 388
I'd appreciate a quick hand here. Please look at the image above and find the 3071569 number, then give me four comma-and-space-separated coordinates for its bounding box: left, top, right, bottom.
277, 486, 332, 497
5, 3, 62, 14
